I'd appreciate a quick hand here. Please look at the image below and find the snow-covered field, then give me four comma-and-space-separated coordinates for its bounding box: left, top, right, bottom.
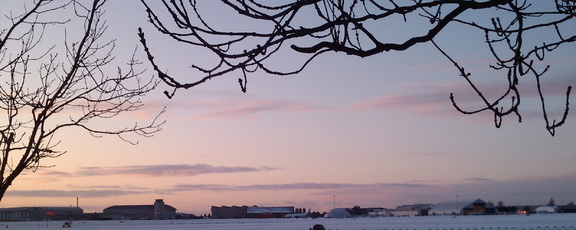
1, 214, 575, 230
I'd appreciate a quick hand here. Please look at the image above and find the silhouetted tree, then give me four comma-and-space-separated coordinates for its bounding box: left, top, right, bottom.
524, 205, 532, 215
548, 198, 556, 206
0, 0, 163, 201
138, 0, 575, 135
348, 205, 364, 216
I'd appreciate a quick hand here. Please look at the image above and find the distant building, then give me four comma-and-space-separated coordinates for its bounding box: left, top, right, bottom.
325, 207, 391, 218
391, 204, 434, 216
429, 199, 497, 215
211, 206, 249, 219
558, 204, 576, 213
429, 201, 460, 215
367, 207, 392, 217
246, 206, 294, 218
0, 207, 83, 221
461, 199, 496, 215
326, 208, 353, 218
211, 205, 296, 219
103, 199, 176, 220
284, 212, 309, 218
495, 206, 518, 215
534, 206, 557, 214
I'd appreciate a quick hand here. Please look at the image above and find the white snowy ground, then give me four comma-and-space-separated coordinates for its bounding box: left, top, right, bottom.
1, 214, 575, 230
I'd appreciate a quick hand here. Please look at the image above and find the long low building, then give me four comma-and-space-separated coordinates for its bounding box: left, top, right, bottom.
211, 205, 248, 219
211, 205, 297, 219
246, 206, 294, 218
426, 199, 497, 215
0, 207, 83, 221
103, 199, 176, 220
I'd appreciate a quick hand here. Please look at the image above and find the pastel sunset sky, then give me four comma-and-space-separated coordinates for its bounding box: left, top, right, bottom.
1, 1, 575, 215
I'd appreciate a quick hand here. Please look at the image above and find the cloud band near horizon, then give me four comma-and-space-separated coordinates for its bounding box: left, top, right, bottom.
39, 164, 279, 177
5, 182, 430, 198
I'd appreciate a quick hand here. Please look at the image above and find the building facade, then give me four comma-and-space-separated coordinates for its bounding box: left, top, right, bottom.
391, 204, 434, 217
103, 199, 176, 220
211, 205, 296, 219
462, 199, 496, 215
428, 199, 497, 216
0, 207, 83, 221
246, 206, 294, 218
210, 206, 249, 219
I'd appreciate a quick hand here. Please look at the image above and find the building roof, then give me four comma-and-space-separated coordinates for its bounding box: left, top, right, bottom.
247, 206, 293, 214
104, 205, 176, 211
212, 205, 249, 209
534, 206, 557, 213
395, 204, 434, 211
462, 199, 495, 209
0, 207, 83, 212
429, 200, 476, 214
327, 208, 353, 218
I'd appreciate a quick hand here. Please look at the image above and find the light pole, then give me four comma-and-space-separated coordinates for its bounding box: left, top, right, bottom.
333, 195, 336, 210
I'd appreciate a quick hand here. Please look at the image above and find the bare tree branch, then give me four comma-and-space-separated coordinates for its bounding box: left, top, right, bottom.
139, 0, 575, 135
0, 0, 164, 201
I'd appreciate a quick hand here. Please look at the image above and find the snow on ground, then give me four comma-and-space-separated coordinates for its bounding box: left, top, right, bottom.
1, 214, 575, 230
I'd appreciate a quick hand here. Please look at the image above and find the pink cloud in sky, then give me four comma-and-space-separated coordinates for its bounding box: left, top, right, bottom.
187, 98, 326, 120
169, 182, 430, 192
348, 73, 574, 120
6, 189, 147, 198
37, 164, 279, 178
137, 70, 575, 122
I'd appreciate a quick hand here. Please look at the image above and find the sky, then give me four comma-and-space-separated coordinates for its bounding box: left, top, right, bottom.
1, 1, 575, 215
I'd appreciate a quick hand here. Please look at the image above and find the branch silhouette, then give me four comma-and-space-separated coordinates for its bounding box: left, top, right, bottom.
138, 0, 575, 135
0, 0, 164, 201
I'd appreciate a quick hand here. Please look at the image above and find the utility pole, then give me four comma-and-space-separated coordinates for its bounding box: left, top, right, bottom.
333, 195, 336, 209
